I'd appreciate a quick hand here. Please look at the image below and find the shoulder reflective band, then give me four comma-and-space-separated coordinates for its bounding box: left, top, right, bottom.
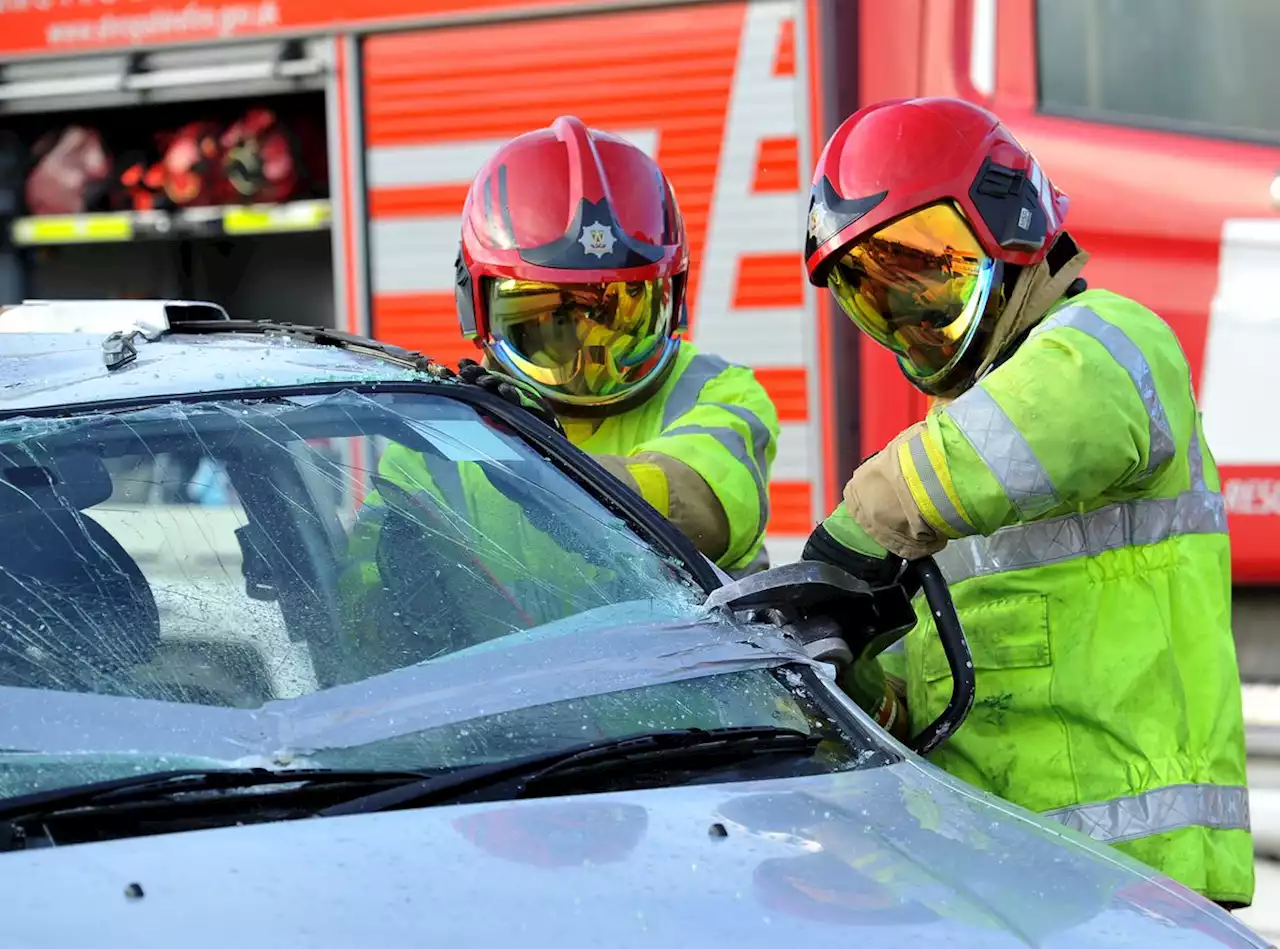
660, 352, 772, 488
1032, 305, 1175, 476
660, 352, 772, 540
934, 490, 1227, 584
661, 353, 731, 428
1043, 784, 1250, 845
942, 385, 1061, 521
660, 421, 769, 537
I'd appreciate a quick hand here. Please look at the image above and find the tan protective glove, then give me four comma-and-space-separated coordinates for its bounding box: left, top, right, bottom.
593, 451, 730, 562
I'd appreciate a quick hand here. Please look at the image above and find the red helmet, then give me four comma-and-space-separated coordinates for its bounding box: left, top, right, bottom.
805, 97, 1070, 395
456, 116, 688, 412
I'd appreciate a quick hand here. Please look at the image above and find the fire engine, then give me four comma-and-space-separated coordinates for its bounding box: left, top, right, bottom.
0, 0, 1276, 628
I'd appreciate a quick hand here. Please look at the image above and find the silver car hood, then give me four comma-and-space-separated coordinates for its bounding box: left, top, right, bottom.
0, 760, 1262, 948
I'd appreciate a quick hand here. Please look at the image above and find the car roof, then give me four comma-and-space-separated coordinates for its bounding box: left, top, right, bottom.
0, 299, 444, 414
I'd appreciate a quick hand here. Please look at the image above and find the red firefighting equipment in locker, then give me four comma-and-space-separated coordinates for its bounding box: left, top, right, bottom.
24, 126, 113, 215
118, 121, 224, 211
220, 107, 327, 204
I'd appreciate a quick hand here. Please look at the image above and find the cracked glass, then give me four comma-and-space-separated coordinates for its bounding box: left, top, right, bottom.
0, 388, 874, 799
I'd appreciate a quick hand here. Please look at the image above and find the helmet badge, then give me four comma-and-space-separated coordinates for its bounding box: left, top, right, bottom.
808, 194, 838, 246
807, 200, 822, 237
579, 221, 617, 258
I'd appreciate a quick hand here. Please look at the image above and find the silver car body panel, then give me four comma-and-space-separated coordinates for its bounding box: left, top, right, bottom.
0, 761, 1264, 948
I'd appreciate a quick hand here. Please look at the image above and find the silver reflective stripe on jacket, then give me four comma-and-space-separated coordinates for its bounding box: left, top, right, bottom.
661, 352, 771, 535
934, 490, 1226, 584
662, 353, 736, 428
943, 304, 1181, 526
1189, 414, 1206, 491
1031, 304, 1175, 475
942, 386, 1060, 521
935, 303, 1218, 584
1044, 784, 1250, 845
906, 431, 970, 535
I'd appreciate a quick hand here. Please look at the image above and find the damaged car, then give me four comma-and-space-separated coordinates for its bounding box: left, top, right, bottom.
0, 298, 1266, 948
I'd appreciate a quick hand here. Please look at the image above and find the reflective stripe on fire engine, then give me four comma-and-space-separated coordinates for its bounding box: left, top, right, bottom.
689, 0, 822, 543
13, 213, 133, 244
223, 200, 332, 235
1043, 784, 1250, 846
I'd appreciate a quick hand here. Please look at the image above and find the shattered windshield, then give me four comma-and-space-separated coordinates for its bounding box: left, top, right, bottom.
0, 388, 872, 800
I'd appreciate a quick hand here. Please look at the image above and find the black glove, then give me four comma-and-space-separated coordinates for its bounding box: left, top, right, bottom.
456, 358, 565, 436
802, 522, 901, 585
802, 523, 923, 599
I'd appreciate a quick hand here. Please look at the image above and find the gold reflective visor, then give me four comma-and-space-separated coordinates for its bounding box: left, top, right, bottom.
487, 277, 676, 404
827, 203, 996, 386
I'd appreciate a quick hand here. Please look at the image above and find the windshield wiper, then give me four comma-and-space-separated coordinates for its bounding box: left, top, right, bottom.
316, 725, 823, 818
0, 767, 433, 831
0, 727, 821, 847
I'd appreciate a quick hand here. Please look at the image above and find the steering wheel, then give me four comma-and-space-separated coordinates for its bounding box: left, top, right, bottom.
371, 475, 534, 661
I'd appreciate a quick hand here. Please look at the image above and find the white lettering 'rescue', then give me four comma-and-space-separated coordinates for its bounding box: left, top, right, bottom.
1223, 478, 1280, 516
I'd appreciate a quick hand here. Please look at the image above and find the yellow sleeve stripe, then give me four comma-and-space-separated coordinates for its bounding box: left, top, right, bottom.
921, 425, 974, 530
899, 432, 973, 539
898, 439, 954, 537
626, 461, 671, 517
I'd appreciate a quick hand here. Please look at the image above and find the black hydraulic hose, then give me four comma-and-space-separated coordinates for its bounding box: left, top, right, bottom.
907, 557, 976, 757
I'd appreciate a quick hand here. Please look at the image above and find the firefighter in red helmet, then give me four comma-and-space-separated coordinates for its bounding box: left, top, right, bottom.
800, 96, 1250, 907
337, 119, 777, 683
450, 117, 779, 576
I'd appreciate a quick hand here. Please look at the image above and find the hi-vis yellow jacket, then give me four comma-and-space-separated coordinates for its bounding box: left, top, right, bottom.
810, 288, 1252, 907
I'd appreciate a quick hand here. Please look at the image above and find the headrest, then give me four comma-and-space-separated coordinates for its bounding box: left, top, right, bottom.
0, 450, 112, 515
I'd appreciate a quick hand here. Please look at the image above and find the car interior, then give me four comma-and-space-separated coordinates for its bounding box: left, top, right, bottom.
0, 390, 684, 709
